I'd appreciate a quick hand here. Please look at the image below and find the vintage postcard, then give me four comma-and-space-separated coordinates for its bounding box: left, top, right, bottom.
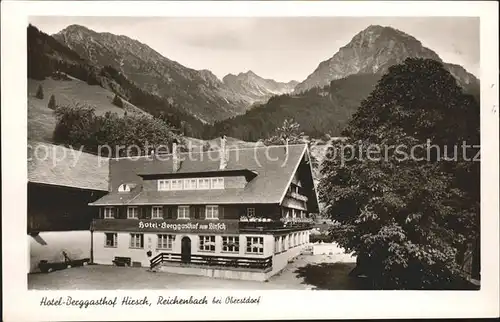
1, 0, 499, 321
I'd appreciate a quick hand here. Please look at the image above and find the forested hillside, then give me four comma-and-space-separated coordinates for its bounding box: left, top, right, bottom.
28, 24, 207, 137
207, 74, 381, 140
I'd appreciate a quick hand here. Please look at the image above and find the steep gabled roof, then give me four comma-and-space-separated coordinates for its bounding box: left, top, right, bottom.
90, 144, 318, 209
28, 141, 109, 191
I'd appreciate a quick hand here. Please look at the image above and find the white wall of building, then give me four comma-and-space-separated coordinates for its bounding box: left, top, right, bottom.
312, 242, 356, 262
93, 231, 274, 268
93, 230, 311, 270
29, 231, 90, 273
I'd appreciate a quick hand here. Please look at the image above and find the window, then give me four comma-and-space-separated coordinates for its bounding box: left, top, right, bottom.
118, 184, 130, 192
198, 178, 210, 189
158, 179, 170, 191
246, 236, 264, 254
288, 234, 292, 248
152, 206, 163, 219
157, 234, 174, 249
184, 178, 197, 190
274, 236, 280, 254
292, 209, 296, 219
199, 235, 215, 252
178, 206, 190, 219
282, 236, 286, 250
159, 177, 225, 191
171, 179, 183, 190
104, 207, 115, 219
130, 233, 144, 248
211, 177, 224, 189
127, 206, 138, 219
222, 236, 239, 253
105, 233, 117, 247
205, 205, 219, 219
247, 207, 255, 217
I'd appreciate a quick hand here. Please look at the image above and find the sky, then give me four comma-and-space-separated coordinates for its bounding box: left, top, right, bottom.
29, 17, 480, 82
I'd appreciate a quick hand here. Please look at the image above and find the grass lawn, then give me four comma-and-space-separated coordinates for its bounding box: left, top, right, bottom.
28, 77, 147, 143
28, 254, 362, 290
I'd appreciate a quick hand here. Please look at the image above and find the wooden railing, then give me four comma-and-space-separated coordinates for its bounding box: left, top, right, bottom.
239, 221, 313, 232
150, 252, 272, 271
287, 191, 309, 202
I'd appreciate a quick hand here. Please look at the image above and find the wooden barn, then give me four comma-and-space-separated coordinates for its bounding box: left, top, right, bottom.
27, 141, 108, 272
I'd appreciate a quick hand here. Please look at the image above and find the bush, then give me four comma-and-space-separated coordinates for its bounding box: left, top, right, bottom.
309, 234, 333, 244
47, 94, 56, 110
112, 94, 123, 108
53, 102, 181, 157
35, 84, 44, 99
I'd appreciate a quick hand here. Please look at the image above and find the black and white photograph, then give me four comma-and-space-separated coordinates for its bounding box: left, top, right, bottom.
2, 1, 499, 321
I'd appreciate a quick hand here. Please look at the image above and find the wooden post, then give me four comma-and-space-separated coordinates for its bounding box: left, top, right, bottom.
90, 224, 94, 264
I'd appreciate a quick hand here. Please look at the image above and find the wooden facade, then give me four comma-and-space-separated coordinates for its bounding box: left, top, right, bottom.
28, 182, 106, 233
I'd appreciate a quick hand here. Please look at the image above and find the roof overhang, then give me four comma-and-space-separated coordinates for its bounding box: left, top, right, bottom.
137, 168, 258, 180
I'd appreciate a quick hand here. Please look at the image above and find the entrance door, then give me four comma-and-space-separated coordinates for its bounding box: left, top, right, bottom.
181, 237, 191, 263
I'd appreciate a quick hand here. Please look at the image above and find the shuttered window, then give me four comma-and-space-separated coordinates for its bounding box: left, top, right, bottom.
152, 206, 163, 219
177, 206, 190, 219
205, 205, 219, 219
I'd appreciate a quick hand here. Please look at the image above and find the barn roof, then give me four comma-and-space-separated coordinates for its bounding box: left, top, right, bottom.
28, 141, 109, 191
89, 144, 318, 210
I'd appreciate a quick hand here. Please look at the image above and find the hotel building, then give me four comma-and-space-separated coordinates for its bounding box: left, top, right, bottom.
89, 139, 318, 281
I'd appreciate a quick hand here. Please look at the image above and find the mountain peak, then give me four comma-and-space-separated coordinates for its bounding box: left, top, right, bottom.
293, 25, 448, 93
238, 70, 257, 77
223, 70, 297, 103
58, 24, 95, 35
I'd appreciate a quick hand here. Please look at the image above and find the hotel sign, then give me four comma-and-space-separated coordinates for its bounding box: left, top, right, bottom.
92, 219, 240, 234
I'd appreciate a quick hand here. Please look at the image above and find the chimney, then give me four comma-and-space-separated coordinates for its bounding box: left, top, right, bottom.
172, 140, 180, 172
219, 135, 227, 170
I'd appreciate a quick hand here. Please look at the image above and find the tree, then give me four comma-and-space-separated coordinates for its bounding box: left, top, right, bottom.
53, 102, 96, 149
53, 101, 181, 157
319, 58, 480, 289
202, 142, 211, 152
35, 84, 44, 99
263, 118, 306, 145
47, 94, 56, 110
264, 119, 321, 185
112, 94, 124, 108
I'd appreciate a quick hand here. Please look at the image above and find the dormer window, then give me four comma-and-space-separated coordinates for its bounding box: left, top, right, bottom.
118, 183, 135, 192
158, 177, 225, 191
211, 177, 224, 189
184, 178, 197, 190
198, 178, 210, 190
171, 179, 183, 190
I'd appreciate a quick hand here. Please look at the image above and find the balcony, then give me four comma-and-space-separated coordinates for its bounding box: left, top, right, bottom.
287, 191, 309, 202
238, 217, 313, 232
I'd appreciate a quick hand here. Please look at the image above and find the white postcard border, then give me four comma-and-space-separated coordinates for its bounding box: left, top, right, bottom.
1, 1, 499, 321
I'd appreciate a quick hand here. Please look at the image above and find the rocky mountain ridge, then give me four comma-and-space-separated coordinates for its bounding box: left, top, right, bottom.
294, 25, 479, 93
53, 25, 297, 122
